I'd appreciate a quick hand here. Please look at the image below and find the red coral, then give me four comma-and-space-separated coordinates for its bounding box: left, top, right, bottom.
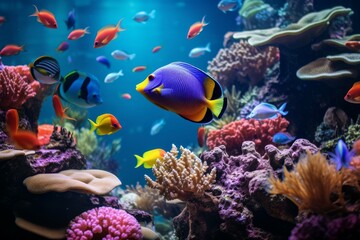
0, 65, 37, 109
206, 116, 289, 155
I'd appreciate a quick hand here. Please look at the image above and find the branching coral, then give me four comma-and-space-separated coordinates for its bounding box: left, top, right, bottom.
145, 144, 216, 201
73, 127, 98, 157
268, 151, 359, 214
0, 66, 37, 109
125, 183, 164, 213
207, 40, 279, 87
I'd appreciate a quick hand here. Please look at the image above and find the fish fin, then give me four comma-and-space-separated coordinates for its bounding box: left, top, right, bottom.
207, 96, 227, 118
149, 10, 156, 19
278, 102, 288, 116
88, 119, 98, 132
352, 81, 360, 87
205, 42, 211, 52
116, 18, 125, 32
179, 107, 213, 123
84, 26, 90, 34
96, 128, 107, 135
29, 5, 39, 17
118, 70, 124, 76
134, 154, 144, 168
201, 16, 208, 26
96, 113, 113, 123
63, 107, 76, 121
143, 162, 153, 169
129, 53, 136, 60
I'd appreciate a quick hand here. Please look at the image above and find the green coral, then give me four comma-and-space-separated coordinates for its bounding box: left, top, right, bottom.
74, 127, 98, 157
239, 0, 271, 19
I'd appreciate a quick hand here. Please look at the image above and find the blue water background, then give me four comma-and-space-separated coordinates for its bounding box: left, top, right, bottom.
0, 0, 236, 186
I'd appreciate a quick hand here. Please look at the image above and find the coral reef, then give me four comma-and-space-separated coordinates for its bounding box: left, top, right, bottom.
206, 116, 289, 155
207, 40, 279, 87
145, 144, 216, 201
66, 207, 143, 240
73, 126, 98, 157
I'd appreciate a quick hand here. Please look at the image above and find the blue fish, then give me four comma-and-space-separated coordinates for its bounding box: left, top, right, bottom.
329, 139, 354, 171
96, 56, 111, 68
217, 0, 242, 13
59, 71, 103, 108
150, 118, 166, 135
272, 132, 296, 144
247, 102, 288, 120
133, 10, 156, 23
65, 9, 76, 30
136, 62, 227, 123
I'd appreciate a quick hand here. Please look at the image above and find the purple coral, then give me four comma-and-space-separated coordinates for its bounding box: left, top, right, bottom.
66, 207, 143, 240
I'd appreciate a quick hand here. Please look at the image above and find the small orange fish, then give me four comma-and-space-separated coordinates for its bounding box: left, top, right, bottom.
5, 109, 40, 150
94, 19, 125, 48
197, 125, 206, 147
344, 81, 360, 104
187, 16, 208, 39
345, 41, 360, 50
0, 44, 24, 56
6, 109, 19, 135
121, 93, 132, 99
0, 16, 6, 25
132, 66, 147, 72
68, 27, 90, 40
52, 95, 76, 121
152, 46, 162, 53
30, 5, 57, 29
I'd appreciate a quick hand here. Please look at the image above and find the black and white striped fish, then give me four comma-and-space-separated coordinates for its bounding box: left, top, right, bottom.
29, 56, 61, 84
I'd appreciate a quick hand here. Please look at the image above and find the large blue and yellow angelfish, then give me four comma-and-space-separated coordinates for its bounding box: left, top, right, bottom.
136, 62, 227, 123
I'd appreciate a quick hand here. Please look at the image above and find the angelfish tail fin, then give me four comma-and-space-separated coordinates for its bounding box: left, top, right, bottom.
88, 119, 98, 132
208, 97, 227, 118
278, 102, 288, 116
134, 155, 144, 168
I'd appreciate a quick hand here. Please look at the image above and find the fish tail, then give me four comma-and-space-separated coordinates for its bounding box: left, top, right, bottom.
84, 26, 90, 34
63, 107, 76, 121
149, 10, 156, 19
208, 97, 227, 119
134, 155, 144, 168
30, 5, 39, 17
129, 53, 136, 60
278, 102, 288, 116
118, 69, 124, 76
201, 16, 208, 26
88, 119, 98, 132
116, 18, 125, 32
205, 42, 211, 52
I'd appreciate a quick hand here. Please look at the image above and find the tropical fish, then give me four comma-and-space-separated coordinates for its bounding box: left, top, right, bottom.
68, 27, 90, 40
133, 66, 147, 72
150, 119, 166, 136
5, 109, 40, 150
152, 46, 162, 53
58, 71, 103, 108
65, 9, 76, 30
96, 56, 111, 68
329, 139, 354, 171
189, 43, 211, 58
272, 132, 296, 144
187, 16, 208, 39
88, 113, 122, 135
104, 70, 124, 83
52, 95, 75, 121
29, 56, 61, 84
94, 19, 125, 48
121, 93, 132, 100
133, 10, 156, 23
136, 62, 227, 123
56, 41, 69, 52
5, 109, 19, 135
111, 50, 136, 60
134, 148, 166, 169
344, 81, 360, 104
345, 41, 360, 50
197, 125, 206, 147
30, 5, 57, 28
246, 102, 288, 120
0, 16, 6, 25
217, 0, 242, 13
0, 44, 23, 56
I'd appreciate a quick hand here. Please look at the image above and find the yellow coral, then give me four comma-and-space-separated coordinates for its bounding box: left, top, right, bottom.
145, 145, 216, 201
269, 151, 343, 213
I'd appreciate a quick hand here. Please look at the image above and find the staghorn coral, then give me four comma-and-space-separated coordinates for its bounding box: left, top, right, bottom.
206, 116, 289, 155
207, 40, 279, 87
268, 151, 360, 214
0, 66, 37, 109
145, 144, 216, 201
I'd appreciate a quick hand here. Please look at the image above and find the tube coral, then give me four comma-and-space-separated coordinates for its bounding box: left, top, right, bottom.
145, 144, 216, 201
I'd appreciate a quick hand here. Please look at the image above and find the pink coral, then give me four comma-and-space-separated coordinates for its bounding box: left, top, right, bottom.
66, 207, 143, 240
0, 65, 37, 109
206, 116, 289, 155
207, 40, 279, 87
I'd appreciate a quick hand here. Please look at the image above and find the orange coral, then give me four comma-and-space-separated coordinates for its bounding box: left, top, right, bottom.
207, 40, 279, 87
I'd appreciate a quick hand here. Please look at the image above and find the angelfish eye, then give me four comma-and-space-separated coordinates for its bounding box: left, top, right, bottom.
113, 123, 118, 128
148, 74, 155, 81
95, 42, 99, 46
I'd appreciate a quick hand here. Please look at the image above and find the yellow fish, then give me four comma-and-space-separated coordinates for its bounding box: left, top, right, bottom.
88, 113, 122, 135
134, 148, 166, 168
